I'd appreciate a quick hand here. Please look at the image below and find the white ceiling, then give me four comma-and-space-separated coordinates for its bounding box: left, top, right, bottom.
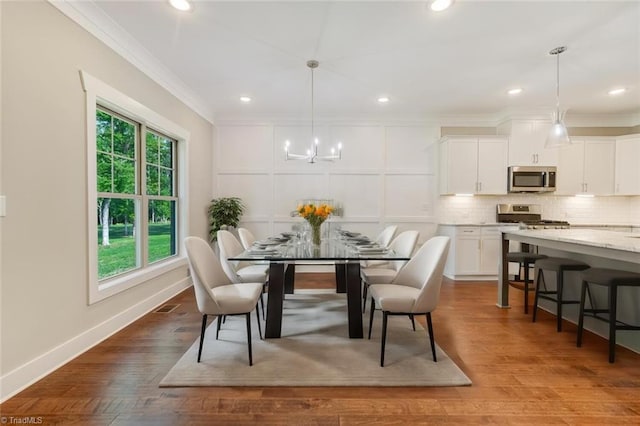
64, 1, 640, 123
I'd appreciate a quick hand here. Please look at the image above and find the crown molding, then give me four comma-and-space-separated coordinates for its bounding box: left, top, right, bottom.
48, 0, 215, 124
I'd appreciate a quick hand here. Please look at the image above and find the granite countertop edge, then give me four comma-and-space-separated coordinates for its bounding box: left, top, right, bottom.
504, 228, 640, 254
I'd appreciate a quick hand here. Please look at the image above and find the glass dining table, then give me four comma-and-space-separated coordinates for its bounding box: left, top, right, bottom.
228, 233, 411, 339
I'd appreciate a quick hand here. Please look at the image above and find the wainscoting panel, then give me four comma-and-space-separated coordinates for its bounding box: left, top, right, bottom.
385, 126, 438, 173
384, 174, 434, 218
328, 173, 381, 218
217, 173, 273, 218
215, 122, 440, 239
273, 172, 328, 217
217, 125, 273, 172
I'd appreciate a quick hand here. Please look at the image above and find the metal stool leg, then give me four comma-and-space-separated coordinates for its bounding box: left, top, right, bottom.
577, 280, 588, 347
556, 270, 564, 332
608, 284, 618, 363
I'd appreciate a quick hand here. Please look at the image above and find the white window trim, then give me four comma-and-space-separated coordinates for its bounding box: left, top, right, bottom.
80, 70, 190, 304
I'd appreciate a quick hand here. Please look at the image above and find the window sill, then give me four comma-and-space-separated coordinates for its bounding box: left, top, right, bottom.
90, 256, 188, 304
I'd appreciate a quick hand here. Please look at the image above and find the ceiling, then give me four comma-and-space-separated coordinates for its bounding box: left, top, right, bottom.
64, 1, 640, 123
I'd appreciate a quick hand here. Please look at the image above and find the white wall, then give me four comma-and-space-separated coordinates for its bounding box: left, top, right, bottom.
0, 1, 214, 401
215, 123, 440, 243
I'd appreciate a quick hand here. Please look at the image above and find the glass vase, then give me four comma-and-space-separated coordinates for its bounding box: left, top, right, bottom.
311, 222, 322, 246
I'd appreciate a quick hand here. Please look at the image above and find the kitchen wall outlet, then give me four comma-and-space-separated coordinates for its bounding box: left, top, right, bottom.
0, 196, 5, 217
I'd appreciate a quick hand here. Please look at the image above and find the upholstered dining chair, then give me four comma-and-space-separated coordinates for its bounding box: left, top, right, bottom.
367, 235, 450, 367
184, 236, 263, 365
361, 230, 420, 313
237, 227, 256, 251
361, 225, 398, 269
217, 230, 269, 318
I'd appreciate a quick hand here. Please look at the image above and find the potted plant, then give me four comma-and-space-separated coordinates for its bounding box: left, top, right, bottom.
208, 197, 245, 242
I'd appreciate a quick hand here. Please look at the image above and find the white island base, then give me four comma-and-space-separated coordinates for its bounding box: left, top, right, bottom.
500, 229, 640, 355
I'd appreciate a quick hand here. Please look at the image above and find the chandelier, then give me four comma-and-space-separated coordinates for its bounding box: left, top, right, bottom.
284, 60, 342, 163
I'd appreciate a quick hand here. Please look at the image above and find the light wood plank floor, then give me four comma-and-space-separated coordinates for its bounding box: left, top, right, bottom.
1, 274, 639, 425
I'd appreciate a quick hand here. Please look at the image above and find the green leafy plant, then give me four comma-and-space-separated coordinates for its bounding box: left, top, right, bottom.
208, 197, 245, 241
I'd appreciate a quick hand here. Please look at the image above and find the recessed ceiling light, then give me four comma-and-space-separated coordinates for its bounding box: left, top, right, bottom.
169, 0, 191, 12
608, 88, 626, 96
239, 96, 252, 103
430, 0, 453, 12
507, 88, 523, 95
377, 96, 390, 104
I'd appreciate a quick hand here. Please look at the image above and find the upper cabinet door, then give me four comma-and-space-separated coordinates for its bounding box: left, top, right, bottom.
507, 120, 557, 166
444, 138, 478, 194
583, 139, 615, 195
477, 137, 508, 194
556, 138, 615, 195
439, 136, 508, 195
556, 140, 585, 195
614, 135, 640, 195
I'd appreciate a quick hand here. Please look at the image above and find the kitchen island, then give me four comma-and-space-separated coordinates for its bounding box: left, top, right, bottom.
499, 228, 640, 354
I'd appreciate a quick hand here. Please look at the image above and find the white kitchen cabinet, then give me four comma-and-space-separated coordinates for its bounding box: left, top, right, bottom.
614, 134, 640, 195
556, 138, 615, 195
439, 136, 508, 195
439, 225, 507, 280
479, 227, 502, 275
499, 120, 558, 166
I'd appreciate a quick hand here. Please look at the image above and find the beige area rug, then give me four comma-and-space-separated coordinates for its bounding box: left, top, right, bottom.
160, 291, 471, 387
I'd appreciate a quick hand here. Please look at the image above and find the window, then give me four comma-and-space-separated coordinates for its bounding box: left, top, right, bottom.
96, 108, 179, 280
82, 71, 189, 304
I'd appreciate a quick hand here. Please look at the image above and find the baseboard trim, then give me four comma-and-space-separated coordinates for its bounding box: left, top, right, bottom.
0, 277, 191, 403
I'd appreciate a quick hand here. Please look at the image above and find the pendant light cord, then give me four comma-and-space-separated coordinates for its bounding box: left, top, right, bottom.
556, 50, 560, 116
311, 64, 314, 145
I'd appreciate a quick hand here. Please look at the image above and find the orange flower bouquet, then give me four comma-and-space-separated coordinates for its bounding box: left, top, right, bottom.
297, 202, 333, 245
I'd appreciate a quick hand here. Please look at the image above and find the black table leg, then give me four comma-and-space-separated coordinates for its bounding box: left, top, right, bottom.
335, 263, 347, 293
265, 262, 284, 338
346, 261, 363, 338
284, 263, 295, 294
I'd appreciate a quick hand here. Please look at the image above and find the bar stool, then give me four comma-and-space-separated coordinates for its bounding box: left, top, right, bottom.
576, 268, 640, 363
507, 251, 548, 314
532, 257, 590, 331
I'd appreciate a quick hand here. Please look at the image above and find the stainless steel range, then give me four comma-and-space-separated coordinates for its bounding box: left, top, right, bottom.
496, 204, 570, 229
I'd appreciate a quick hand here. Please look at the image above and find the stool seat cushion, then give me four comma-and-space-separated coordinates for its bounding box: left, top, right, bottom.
535, 257, 590, 271
507, 252, 548, 263
580, 268, 640, 286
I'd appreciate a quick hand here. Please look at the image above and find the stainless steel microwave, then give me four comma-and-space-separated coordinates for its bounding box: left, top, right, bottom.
508, 166, 557, 193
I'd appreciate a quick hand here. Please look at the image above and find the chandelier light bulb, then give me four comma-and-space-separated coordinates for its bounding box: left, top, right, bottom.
431, 0, 453, 12
169, 0, 191, 11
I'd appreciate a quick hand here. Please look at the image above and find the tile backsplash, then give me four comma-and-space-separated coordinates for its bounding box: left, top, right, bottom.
438, 194, 640, 225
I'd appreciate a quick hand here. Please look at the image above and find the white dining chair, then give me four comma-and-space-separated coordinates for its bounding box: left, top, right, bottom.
217, 230, 269, 318
361, 230, 419, 313
238, 227, 256, 251
184, 236, 263, 365
361, 225, 398, 269
367, 236, 450, 366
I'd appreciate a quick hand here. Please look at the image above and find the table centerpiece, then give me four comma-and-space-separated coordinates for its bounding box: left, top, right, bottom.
296, 201, 333, 246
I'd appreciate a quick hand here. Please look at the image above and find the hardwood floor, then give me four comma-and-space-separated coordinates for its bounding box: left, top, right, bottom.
2, 274, 639, 425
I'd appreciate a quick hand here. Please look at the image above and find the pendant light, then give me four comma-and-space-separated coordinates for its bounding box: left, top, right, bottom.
545, 46, 571, 148
284, 60, 342, 163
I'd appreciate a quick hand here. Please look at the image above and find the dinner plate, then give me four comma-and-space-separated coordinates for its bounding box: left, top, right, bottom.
357, 247, 388, 253
255, 240, 280, 246
248, 248, 279, 254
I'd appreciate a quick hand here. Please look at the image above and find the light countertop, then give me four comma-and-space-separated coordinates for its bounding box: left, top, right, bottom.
504, 228, 640, 254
